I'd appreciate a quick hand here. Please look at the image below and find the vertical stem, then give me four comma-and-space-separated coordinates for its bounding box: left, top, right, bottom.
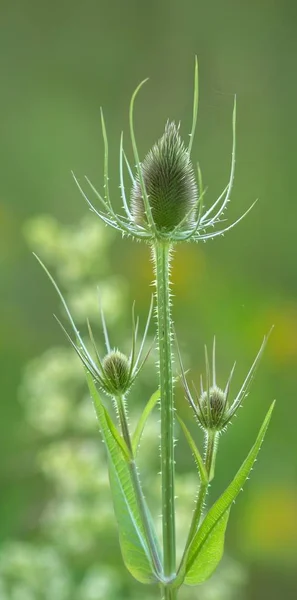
154, 241, 176, 579
205, 430, 219, 482
161, 584, 177, 600
129, 458, 163, 576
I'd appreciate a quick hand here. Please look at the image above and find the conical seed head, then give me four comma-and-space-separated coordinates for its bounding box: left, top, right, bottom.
131, 121, 198, 233
102, 350, 130, 394
200, 386, 227, 429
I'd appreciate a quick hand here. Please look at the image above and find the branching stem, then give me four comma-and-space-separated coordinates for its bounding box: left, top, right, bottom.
115, 394, 163, 577
161, 584, 178, 600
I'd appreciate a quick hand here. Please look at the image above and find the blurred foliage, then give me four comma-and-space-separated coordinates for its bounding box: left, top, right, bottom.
0, 1, 297, 598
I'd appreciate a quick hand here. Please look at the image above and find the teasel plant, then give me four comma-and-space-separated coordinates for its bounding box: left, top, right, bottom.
35, 58, 275, 599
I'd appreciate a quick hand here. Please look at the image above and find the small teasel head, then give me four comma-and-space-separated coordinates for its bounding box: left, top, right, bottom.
130, 121, 198, 234
199, 385, 228, 430
36, 252, 156, 400
74, 297, 154, 398
176, 333, 270, 433
102, 350, 131, 395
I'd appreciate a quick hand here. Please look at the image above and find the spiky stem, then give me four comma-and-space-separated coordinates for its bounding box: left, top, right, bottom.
153, 241, 176, 580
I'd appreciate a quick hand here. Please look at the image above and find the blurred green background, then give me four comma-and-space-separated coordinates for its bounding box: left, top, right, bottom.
0, 0, 297, 598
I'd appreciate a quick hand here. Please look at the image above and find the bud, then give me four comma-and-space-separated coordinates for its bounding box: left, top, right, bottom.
177, 334, 269, 435
102, 350, 131, 395
130, 121, 198, 233
199, 386, 227, 430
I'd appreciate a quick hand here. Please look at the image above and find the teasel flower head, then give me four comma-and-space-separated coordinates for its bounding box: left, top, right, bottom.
130, 121, 198, 233
102, 350, 131, 395
176, 333, 271, 433
71, 58, 256, 244
34, 255, 154, 398
199, 385, 227, 430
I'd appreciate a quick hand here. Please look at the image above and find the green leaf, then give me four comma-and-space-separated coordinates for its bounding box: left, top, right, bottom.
177, 415, 208, 484
101, 403, 131, 462
132, 390, 160, 455
184, 401, 275, 585
86, 370, 158, 584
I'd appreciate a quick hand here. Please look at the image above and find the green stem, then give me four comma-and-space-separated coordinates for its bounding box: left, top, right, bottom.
178, 430, 219, 574
154, 241, 176, 578
161, 584, 177, 600
129, 459, 163, 576
205, 430, 219, 482
116, 395, 133, 454
116, 395, 163, 577
181, 481, 208, 563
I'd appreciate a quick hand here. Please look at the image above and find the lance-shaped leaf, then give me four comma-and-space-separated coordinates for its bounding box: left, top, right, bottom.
132, 390, 160, 455
182, 401, 275, 585
86, 371, 160, 584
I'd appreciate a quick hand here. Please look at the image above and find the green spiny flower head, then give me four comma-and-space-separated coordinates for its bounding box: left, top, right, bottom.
130, 121, 198, 233
177, 335, 270, 433
72, 59, 255, 245
32, 258, 156, 400
102, 350, 130, 395
200, 386, 227, 430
